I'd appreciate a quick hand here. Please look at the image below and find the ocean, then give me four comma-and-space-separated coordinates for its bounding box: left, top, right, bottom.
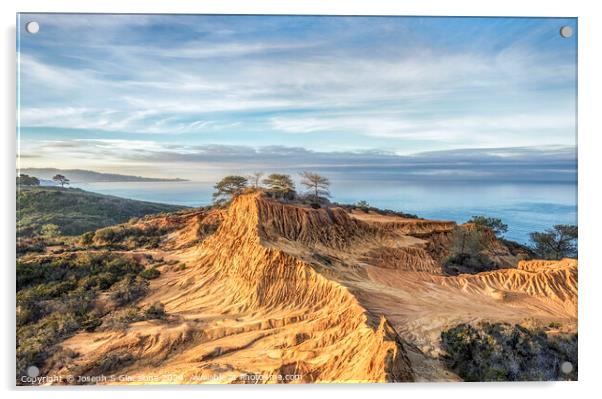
71, 180, 577, 245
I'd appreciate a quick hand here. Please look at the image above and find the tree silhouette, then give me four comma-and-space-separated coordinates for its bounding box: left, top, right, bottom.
467, 216, 508, 237
52, 174, 70, 188
300, 171, 330, 202
529, 224, 578, 260
262, 174, 296, 200
16, 174, 40, 186
356, 200, 370, 210
212, 175, 248, 206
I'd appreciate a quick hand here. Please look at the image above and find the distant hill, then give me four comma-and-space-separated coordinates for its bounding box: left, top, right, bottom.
17, 186, 185, 237
18, 168, 188, 183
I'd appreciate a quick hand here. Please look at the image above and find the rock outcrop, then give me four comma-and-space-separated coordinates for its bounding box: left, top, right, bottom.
53, 193, 414, 384
443, 258, 577, 308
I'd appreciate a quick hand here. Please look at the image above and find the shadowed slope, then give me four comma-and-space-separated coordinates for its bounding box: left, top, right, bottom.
247, 197, 578, 380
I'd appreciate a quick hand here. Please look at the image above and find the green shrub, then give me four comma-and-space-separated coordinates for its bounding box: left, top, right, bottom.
444, 253, 497, 275
144, 302, 166, 319
93, 226, 125, 244
100, 306, 146, 331
441, 322, 577, 381
79, 272, 115, 290
80, 231, 94, 246
140, 267, 160, 280
109, 276, 149, 307
81, 317, 102, 332
17, 252, 142, 291
40, 223, 60, 238
443, 226, 500, 275
92, 225, 169, 248
334, 203, 418, 219
16, 237, 46, 256
17, 310, 84, 379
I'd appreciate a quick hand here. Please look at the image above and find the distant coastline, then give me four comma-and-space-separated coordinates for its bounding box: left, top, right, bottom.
18, 168, 188, 183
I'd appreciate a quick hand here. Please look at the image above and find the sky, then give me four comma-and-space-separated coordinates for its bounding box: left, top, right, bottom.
17, 14, 577, 182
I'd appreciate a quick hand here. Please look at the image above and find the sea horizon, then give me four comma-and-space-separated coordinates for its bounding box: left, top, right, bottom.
67, 179, 577, 245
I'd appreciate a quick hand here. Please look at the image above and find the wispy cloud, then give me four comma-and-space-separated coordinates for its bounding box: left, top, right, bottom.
17, 13, 577, 183
19, 106, 238, 134
270, 112, 574, 143
18, 15, 576, 153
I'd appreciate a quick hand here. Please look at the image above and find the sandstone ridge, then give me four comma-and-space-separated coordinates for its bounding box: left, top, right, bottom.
49, 192, 577, 383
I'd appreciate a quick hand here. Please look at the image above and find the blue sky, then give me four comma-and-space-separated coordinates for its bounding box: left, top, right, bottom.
17, 14, 577, 181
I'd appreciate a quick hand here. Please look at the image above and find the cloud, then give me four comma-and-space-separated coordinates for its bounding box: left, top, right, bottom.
19, 139, 576, 183
17, 15, 577, 160
18, 48, 576, 143
18, 106, 239, 134
269, 112, 575, 142
119, 41, 319, 60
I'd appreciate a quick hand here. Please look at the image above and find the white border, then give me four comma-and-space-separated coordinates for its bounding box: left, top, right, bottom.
2, 1, 601, 398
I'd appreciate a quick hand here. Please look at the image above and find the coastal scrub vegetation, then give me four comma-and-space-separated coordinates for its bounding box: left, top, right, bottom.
16, 252, 162, 382
335, 201, 418, 219
17, 185, 183, 238
16, 174, 40, 186
441, 322, 577, 381
86, 224, 171, 249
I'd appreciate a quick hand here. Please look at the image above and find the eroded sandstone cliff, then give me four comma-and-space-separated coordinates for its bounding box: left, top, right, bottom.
46, 192, 577, 383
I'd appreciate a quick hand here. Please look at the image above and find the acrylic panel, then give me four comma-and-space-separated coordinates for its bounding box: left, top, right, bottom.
16, 14, 577, 385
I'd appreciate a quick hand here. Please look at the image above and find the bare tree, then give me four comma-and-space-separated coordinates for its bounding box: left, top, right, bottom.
300, 171, 330, 202
247, 172, 264, 189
